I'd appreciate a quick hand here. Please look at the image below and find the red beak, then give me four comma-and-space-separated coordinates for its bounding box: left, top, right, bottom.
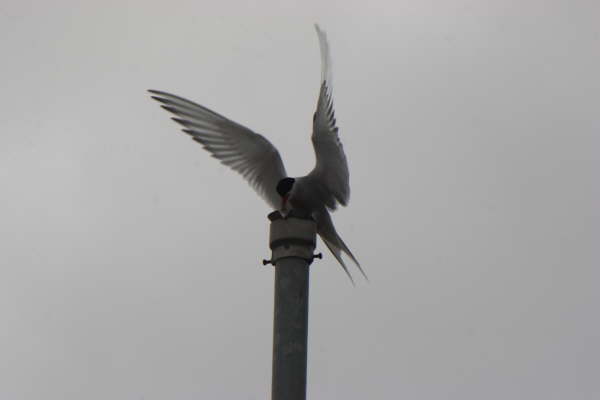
281, 194, 289, 210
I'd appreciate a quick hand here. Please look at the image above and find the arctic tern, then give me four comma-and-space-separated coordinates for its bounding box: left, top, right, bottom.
149, 25, 367, 283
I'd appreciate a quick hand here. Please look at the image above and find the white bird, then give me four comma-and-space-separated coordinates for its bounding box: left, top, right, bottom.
149, 25, 367, 283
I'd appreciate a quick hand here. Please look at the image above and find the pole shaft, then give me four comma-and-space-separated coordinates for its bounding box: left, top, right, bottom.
272, 256, 309, 400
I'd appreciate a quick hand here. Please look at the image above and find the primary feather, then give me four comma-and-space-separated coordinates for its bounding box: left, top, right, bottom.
148, 89, 287, 210
309, 25, 351, 210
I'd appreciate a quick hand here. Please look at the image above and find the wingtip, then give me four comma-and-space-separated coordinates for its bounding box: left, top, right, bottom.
171, 117, 188, 127
314, 24, 326, 38
160, 104, 177, 114
148, 90, 167, 102
148, 89, 173, 99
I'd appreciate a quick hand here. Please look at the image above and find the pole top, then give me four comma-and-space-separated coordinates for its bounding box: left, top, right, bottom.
265, 210, 318, 265
267, 209, 314, 222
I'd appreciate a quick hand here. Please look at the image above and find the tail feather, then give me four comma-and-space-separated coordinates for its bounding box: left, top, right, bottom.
315, 208, 368, 283
336, 234, 369, 282
321, 237, 355, 286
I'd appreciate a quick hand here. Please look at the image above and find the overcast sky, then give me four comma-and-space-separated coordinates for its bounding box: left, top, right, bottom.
1, 1, 599, 399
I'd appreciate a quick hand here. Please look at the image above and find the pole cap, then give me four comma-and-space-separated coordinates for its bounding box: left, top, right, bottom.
267, 211, 317, 264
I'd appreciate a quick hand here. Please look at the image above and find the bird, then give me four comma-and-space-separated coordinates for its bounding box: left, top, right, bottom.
148, 24, 367, 283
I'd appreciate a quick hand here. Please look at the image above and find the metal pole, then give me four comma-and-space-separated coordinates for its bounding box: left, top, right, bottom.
264, 211, 319, 400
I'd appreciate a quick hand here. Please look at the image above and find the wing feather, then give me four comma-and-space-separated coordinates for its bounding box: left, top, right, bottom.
309, 25, 350, 210
149, 90, 287, 209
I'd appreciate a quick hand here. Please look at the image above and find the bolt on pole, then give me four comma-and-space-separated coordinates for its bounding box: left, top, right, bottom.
265, 210, 319, 400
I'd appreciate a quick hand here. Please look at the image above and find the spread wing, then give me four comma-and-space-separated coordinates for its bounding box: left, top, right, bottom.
309, 24, 350, 210
149, 90, 287, 209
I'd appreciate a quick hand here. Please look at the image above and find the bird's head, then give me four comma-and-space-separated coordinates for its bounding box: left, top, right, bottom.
276, 177, 295, 211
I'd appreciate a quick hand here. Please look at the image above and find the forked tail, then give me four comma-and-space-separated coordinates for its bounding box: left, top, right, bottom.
316, 209, 368, 284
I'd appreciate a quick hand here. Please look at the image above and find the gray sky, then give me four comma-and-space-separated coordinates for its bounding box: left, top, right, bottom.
1, 1, 599, 399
